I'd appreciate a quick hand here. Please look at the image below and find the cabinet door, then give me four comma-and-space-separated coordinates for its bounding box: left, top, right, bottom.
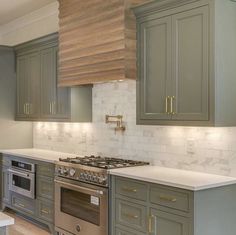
55, 47, 70, 119
171, 6, 209, 120
27, 52, 41, 118
138, 16, 172, 121
150, 209, 189, 235
16, 55, 29, 118
16, 52, 40, 119
40, 47, 57, 118
2, 166, 10, 205
41, 47, 69, 120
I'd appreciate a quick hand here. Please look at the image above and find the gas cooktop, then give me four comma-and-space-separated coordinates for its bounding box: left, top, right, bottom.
59, 155, 149, 169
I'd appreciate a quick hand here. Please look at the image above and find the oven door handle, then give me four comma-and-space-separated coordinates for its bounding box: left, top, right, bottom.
8, 169, 31, 178
54, 179, 105, 196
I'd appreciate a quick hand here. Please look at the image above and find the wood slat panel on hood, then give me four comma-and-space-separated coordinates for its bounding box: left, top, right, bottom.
58, 0, 150, 86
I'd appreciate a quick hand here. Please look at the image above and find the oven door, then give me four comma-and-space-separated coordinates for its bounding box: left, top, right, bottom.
8, 168, 35, 199
55, 178, 108, 235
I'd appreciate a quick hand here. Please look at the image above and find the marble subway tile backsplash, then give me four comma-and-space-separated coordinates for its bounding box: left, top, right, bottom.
33, 80, 236, 177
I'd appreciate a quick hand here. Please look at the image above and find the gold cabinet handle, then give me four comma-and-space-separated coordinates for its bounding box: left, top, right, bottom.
17, 203, 25, 208
41, 209, 49, 214
159, 194, 177, 202
148, 215, 154, 234
165, 96, 170, 114
170, 96, 176, 115
122, 212, 138, 219
49, 102, 51, 114
121, 187, 137, 193
23, 104, 26, 114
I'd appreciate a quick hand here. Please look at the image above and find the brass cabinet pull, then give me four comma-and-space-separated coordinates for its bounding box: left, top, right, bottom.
23, 104, 26, 114
148, 215, 154, 234
165, 96, 170, 114
122, 212, 138, 219
121, 187, 137, 193
170, 96, 176, 115
41, 209, 49, 214
159, 194, 177, 202
49, 102, 52, 114
17, 203, 25, 208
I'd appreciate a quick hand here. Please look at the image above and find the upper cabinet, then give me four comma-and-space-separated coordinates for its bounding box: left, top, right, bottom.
135, 0, 236, 126
15, 33, 92, 122
57, 0, 149, 86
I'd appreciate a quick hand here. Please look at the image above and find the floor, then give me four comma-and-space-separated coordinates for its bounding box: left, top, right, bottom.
4, 210, 50, 235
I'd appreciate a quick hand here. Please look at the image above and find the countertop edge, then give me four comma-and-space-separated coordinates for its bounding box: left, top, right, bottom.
109, 171, 236, 191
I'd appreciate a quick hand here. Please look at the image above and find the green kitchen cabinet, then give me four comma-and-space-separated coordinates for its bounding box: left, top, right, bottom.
0, 154, 55, 234
111, 175, 236, 235
15, 33, 92, 122
1, 166, 10, 206
150, 208, 189, 235
16, 52, 40, 119
40, 46, 69, 120
135, 0, 236, 126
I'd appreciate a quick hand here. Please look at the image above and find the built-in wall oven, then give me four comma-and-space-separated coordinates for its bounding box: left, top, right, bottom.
8, 160, 36, 199
55, 177, 108, 235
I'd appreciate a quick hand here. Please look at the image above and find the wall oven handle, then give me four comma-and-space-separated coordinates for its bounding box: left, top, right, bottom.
54, 179, 105, 196
8, 169, 30, 178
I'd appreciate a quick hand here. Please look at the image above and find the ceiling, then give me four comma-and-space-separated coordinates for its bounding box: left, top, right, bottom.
0, 0, 56, 26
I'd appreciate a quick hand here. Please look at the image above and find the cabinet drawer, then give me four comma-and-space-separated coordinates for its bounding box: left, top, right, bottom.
116, 199, 147, 232
150, 185, 189, 212
36, 175, 54, 200
115, 227, 144, 235
116, 177, 147, 201
37, 163, 54, 177
37, 200, 53, 222
12, 193, 35, 215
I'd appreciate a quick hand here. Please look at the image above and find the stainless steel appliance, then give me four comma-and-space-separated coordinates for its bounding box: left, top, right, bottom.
8, 160, 35, 199
55, 156, 149, 235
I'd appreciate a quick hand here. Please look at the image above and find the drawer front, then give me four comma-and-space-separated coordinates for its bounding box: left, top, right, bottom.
37, 163, 54, 177
36, 175, 54, 200
37, 200, 54, 222
116, 199, 147, 232
115, 228, 144, 235
12, 193, 35, 215
116, 177, 147, 201
150, 185, 189, 212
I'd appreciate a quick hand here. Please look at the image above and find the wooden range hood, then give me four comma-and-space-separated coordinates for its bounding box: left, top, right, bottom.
58, 0, 149, 86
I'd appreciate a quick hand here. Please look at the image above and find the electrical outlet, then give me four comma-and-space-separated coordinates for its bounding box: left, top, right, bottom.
187, 139, 195, 154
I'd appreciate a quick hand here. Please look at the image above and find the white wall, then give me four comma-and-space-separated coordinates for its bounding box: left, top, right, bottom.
0, 2, 58, 46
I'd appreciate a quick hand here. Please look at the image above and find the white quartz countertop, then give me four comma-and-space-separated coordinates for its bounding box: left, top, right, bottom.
109, 166, 236, 191
0, 213, 14, 227
0, 148, 78, 163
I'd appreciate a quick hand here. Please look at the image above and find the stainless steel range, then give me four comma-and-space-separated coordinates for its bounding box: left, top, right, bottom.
54, 156, 149, 235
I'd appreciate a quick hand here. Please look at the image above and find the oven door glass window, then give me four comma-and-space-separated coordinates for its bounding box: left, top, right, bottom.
13, 175, 31, 191
61, 187, 100, 226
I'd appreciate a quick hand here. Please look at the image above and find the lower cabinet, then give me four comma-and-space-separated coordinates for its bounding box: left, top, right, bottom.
37, 199, 54, 223
0, 155, 55, 234
112, 176, 236, 235
1, 166, 10, 205
150, 208, 189, 235
12, 193, 35, 215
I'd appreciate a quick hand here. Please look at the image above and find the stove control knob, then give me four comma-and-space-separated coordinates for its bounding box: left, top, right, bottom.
69, 168, 76, 177
63, 168, 69, 176
57, 167, 63, 175
80, 172, 84, 179
98, 176, 107, 184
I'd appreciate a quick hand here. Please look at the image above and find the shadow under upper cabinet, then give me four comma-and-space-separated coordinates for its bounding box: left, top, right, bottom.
14, 33, 92, 122
134, 0, 236, 126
